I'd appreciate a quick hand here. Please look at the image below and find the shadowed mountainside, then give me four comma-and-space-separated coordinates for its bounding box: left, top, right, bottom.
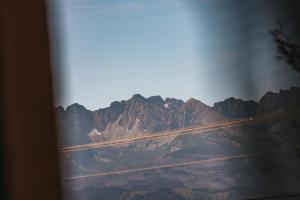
59, 87, 300, 200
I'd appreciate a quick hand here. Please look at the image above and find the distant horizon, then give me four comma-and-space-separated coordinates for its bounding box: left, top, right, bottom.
56, 85, 299, 111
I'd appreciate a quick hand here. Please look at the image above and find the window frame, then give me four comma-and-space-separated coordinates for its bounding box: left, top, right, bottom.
0, 0, 61, 199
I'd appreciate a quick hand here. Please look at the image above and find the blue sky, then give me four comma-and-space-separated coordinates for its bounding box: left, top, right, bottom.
51, 0, 300, 110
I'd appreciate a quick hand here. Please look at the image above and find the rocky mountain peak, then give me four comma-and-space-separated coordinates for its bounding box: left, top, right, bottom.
66, 103, 88, 113
130, 94, 146, 102
164, 98, 184, 109
213, 97, 258, 119
184, 98, 214, 113
55, 105, 65, 112
109, 101, 126, 112
147, 95, 164, 107
186, 98, 206, 106
257, 87, 300, 114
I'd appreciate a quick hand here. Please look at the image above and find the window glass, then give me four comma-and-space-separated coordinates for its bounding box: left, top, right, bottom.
48, 1, 300, 199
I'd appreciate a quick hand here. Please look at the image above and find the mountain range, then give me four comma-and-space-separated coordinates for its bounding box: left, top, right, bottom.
56, 87, 300, 147
58, 87, 300, 200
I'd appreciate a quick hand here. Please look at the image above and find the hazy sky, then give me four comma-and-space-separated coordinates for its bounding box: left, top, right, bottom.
52, 0, 300, 110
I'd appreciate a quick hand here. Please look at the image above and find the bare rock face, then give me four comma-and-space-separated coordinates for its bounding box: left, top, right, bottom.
181, 98, 224, 126
93, 100, 126, 132
56, 95, 224, 146
98, 95, 224, 141
55, 103, 94, 146
257, 87, 300, 114
213, 97, 258, 119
